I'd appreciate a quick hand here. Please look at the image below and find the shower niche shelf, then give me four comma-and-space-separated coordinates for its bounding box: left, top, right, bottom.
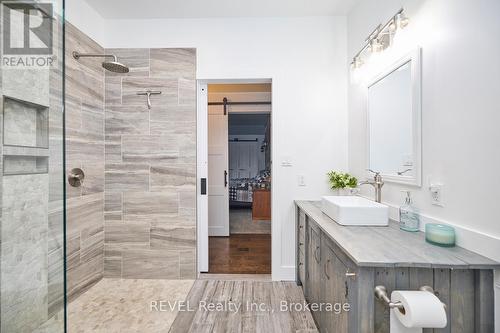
2, 95, 49, 149
3, 155, 48, 175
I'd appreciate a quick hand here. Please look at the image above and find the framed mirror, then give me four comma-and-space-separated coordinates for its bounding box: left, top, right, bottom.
367, 48, 422, 186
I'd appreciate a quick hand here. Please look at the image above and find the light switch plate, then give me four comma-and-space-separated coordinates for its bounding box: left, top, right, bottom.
281, 156, 293, 167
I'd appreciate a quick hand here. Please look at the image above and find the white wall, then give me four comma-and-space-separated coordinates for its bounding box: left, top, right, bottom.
348, 0, 500, 260
347, 0, 500, 322
65, 0, 106, 45
67, 15, 349, 281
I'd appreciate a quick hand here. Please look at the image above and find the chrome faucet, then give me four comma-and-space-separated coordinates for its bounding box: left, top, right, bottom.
358, 169, 384, 203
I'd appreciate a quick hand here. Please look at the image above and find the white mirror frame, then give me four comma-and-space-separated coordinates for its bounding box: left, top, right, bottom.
366, 47, 422, 186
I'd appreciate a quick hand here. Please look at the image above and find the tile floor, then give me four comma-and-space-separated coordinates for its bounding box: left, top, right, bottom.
170, 280, 318, 332
67, 278, 194, 333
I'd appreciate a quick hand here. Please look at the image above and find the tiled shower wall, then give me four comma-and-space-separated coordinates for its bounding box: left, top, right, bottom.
65, 23, 105, 301
103, 48, 197, 279
1, 10, 65, 332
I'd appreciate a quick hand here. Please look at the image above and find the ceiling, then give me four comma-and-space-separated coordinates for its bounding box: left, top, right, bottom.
84, 0, 360, 19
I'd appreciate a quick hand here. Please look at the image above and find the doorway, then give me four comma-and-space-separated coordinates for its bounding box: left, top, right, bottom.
197, 82, 272, 275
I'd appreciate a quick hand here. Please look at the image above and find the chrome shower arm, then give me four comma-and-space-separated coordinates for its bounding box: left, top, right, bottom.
72, 52, 117, 62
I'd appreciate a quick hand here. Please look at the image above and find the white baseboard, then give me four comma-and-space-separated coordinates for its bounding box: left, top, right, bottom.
272, 265, 296, 281
208, 226, 229, 237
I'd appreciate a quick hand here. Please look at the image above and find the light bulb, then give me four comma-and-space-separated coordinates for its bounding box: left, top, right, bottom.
370, 38, 383, 53
389, 19, 397, 33
396, 12, 409, 30
350, 56, 364, 69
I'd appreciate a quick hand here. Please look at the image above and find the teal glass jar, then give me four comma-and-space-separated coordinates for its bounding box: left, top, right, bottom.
425, 223, 456, 247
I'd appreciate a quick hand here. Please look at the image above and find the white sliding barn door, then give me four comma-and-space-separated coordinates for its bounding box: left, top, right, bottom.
208, 104, 229, 236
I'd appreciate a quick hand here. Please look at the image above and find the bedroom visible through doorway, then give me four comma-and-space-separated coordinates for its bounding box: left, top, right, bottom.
207, 83, 272, 274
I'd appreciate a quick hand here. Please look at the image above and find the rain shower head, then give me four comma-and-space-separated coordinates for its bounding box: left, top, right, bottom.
72, 51, 130, 73
102, 60, 129, 73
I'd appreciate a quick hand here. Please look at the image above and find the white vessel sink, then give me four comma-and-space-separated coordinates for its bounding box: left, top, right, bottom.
321, 196, 389, 226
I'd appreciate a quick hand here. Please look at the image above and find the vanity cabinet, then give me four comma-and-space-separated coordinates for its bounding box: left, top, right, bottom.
306, 221, 322, 307
295, 201, 498, 333
320, 238, 351, 333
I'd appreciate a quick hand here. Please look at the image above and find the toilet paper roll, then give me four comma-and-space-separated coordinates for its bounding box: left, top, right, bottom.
391, 290, 447, 328
390, 310, 421, 333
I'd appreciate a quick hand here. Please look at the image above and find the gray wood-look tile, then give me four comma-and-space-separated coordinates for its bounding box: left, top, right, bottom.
121, 77, 177, 106
178, 78, 196, 106
121, 135, 180, 163
123, 191, 179, 220
104, 76, 122, 105
104, 221, 150, 245
105, 105, 150, 135
64, 88, 105, 306
81, 162, 104, 195
66, 194, 104, 244
102, 47, 197, 280
150, 165, 196, 190
104, 192, 122, 212
169, 280, 318, 333
150, 48, 196, 79
66, 255, 103, 302
80, 231, 104, 263
104, 134, 122, 161
122, 249, 180, 279
180, 250, 196, 279
105, 48, 150, 77
104, 213, 122, 222
150, 105, 196, 123
104, 163, 149, 192
150, 120, 196, 136
150, 224, 196, 249
103, 257, 122, 278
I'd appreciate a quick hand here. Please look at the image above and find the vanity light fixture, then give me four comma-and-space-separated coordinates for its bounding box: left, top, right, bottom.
369, 38, 384, 53
395, 11, 409, 30
350, 8, 410, 69
351, 56, 364, 69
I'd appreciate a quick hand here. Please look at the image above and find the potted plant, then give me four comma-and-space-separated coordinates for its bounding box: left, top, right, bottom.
327, 171, 358, 196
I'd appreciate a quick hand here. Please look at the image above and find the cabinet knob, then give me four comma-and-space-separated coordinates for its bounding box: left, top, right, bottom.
299, 225, 304, 229
299, 242, 304, 246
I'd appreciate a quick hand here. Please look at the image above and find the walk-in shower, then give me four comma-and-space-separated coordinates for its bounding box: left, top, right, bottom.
72, 51, 130, 73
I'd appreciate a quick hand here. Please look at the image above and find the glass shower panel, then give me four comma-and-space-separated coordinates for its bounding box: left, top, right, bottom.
0, 0, 65, 332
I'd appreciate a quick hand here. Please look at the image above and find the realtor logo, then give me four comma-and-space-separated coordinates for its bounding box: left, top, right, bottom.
2, 1, 53, 55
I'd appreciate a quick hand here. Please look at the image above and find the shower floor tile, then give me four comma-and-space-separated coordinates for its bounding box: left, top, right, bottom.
67, 278, 194, 333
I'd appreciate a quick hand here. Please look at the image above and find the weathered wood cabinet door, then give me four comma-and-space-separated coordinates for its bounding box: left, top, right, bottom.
307, 224, 322, 324
321, 243, 349, 333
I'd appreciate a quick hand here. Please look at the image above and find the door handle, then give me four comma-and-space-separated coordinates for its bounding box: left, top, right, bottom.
314, 246, 320, 263
324, 259, 331, 280
224, 170, 228, 187
200, 178, 207, 195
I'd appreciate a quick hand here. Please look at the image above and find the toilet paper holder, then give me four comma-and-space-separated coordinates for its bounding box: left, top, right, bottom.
374, 285, 446, 312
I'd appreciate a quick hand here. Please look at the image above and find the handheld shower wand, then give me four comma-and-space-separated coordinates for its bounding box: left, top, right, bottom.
137, 91, 162, 109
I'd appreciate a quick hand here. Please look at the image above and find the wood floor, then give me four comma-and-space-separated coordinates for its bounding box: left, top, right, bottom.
209, 234, 271, 274
169, 280, 318, 333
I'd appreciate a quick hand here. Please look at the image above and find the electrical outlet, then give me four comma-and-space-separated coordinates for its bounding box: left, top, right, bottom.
429, 184, 444, 206
297, 175, 306, 186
